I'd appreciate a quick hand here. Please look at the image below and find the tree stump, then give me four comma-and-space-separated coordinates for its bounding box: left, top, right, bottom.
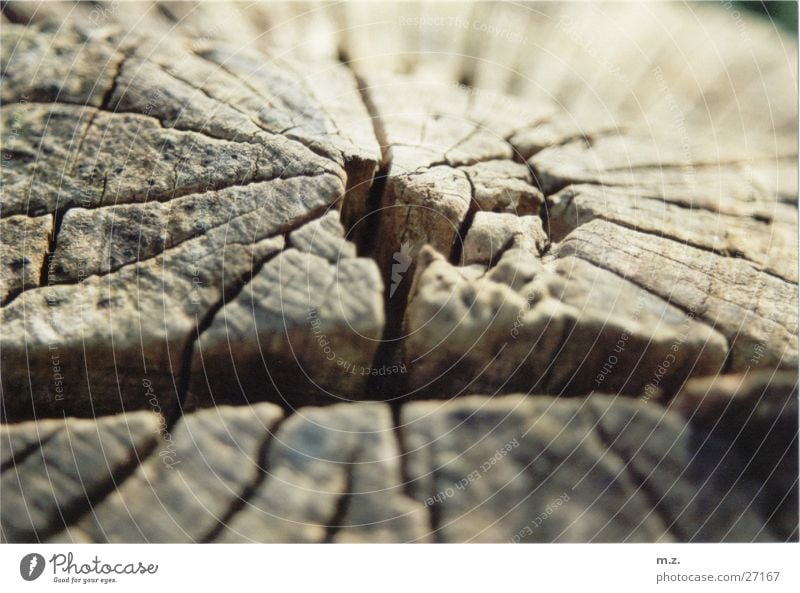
1, 1, 797, 543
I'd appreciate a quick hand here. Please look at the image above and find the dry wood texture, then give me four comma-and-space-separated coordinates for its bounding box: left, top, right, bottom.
0, 1, 797, 543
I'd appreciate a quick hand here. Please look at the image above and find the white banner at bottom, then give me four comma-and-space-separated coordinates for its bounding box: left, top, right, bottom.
1, 543, 798, 592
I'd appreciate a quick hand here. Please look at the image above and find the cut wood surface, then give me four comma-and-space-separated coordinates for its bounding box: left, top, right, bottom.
0, 1, 797, 543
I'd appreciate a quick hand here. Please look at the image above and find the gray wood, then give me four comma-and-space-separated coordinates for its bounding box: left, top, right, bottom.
0, 1, 796, 543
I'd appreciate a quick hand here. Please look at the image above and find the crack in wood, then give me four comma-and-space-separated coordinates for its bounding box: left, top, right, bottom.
322, 447, 360, 543
200, 413, 290, 542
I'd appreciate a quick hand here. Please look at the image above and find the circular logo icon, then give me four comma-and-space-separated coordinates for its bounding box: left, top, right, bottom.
20, 553, 45, 581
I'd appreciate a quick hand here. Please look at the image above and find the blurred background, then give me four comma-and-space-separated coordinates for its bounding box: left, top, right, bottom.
739, 0, 797, 33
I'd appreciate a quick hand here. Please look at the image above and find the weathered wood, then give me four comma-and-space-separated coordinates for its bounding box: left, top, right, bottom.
0, 1, 796, 544
188, 211, 385, 406
3, 393, 792, 543
402, 245, 729, 398
1, 19, 381, 418
1, 411, 160, 542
